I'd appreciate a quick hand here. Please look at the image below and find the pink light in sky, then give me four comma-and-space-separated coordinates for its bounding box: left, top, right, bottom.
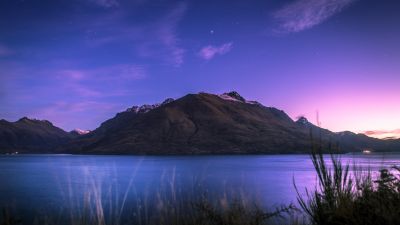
364, 130, 400, 139
285, 86, 400, 134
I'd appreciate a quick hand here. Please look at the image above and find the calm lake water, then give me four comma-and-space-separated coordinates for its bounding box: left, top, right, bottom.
1, 153, 399, 222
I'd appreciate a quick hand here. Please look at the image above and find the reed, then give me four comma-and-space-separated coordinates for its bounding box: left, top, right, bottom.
295, 149, 400, 225
0, 168, 295, 225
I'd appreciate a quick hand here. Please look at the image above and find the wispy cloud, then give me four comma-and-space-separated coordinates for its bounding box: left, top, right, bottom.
32, 101, 120, 130
84, 2, 187, 67
54, 64, 147, 97
0, 61, 145, 130
88, 0, 148, 8
155, 2, 187, 66
39, 101, 117, 114
88, 0, 119, 8
1, 62, 147, 100
56, 64, 147, 81
198, 42, 233, 60
364, 129, 400, 139
273, 0, 356, 33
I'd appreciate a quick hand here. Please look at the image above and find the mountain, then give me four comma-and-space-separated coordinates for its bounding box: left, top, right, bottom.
63, 92, 309, 154
2, 92, 399, 154
295, 116, 400, 152
61, 91, 400, 154
0, 117, 73, 153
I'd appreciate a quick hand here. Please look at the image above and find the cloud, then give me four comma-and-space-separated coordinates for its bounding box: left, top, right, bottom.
57, 64, 147, 81
155, 2, 187, 66
32, 101, 120, 130
132, 2, 187, 66
88, 0, 147, 8
88, 0, 119, 8
273, 0, 356, 33
198, 42, 233, 60
0, 61, 146, 130
83, 2, 187, 67
1, 62, 147, 101
364, 129, 400, 139
54, 64, 147, 97
40, 101, 117, 114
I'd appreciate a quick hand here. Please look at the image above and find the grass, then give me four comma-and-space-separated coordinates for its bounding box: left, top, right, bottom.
1, 208, 21, 225
295, 138, 400, 225
1, 194, 296, 225
0, 167, 297, 225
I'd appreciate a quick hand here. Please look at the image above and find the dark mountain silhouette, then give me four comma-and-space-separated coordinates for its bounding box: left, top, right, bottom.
60, 92, 400, 154
1, 92, 399, 154
0, 117, 74, 153
295, 116, 400, 152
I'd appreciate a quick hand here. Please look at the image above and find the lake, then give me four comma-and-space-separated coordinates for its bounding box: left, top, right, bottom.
0, 153, 399, 223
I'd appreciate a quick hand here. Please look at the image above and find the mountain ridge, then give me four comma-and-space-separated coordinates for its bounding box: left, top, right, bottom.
59, 91, 400, 154
1, 91, 399, 154
0, 117, 74, 153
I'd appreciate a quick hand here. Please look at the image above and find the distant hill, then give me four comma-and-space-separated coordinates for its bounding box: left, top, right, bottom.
1, 92, 399, 154
0, 117, 74, 153
295, 116, 400, 153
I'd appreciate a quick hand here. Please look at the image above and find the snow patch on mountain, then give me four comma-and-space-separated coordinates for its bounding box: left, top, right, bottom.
126, 98, 175, 114
218, 91, 263, 106
72, 129, 91, 135
246, 100, 263, 106
162, 98, 175, 105
219, 93, 243, 102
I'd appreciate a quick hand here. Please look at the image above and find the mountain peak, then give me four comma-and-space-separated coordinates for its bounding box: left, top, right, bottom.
219, 91, 246, 102
216, 91, 264, 106
18, 117, 31, 122
337, 131, 356, 136
162, 98, 175, 105
225, 91, 246, 102
17, 117, 53, 126
296, 116, 312, 126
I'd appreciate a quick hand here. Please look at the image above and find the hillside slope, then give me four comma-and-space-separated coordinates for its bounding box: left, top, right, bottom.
0, 117, 73, 153
63, 92, 400, 154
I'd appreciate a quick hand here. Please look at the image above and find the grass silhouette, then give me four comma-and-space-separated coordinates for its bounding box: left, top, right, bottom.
295, 136, 400, 225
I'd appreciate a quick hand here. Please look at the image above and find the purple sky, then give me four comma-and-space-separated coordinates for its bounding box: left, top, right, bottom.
0, 0, 399, 137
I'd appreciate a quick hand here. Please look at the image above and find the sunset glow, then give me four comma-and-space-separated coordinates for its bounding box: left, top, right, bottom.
1, 2, 400, 224
0, 0, 399, 136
